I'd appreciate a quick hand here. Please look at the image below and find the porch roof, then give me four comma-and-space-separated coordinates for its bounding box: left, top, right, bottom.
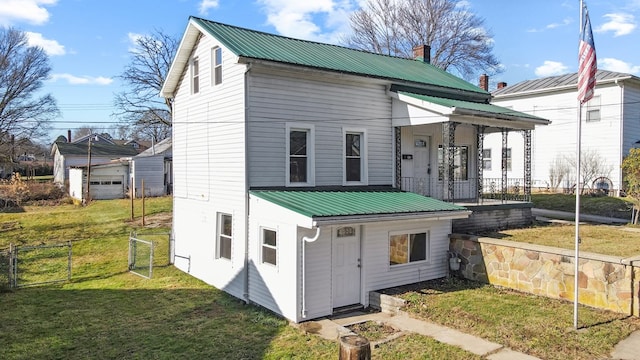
250, 189, 470, 225
392, 91, 550, 130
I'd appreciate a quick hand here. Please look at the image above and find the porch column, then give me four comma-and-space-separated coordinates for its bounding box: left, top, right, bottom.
395, 127, 401, 189
501, 128, 509, 202
475, 125, 486, 203
443, 122, 458, 201
522, 130, 532, 201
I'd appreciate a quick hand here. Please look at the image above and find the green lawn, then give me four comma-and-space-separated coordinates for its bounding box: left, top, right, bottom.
0, 198, 481, 360
531, 193, 633, 219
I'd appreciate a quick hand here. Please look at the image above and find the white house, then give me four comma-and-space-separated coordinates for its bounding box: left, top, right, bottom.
161, 17, 549, 322
486, 70, 640, 195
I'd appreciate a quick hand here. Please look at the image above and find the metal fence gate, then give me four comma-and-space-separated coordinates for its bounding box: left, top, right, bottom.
1, 242, 72, 289
128, 231, 171, 279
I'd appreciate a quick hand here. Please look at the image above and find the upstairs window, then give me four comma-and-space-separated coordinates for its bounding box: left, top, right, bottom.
505, 148, 512, 171
289, 130, 308, 183
191, 57, 200, 94
345, 131, 367, 184
586, 95, 601, 122
212, 47, 222, 85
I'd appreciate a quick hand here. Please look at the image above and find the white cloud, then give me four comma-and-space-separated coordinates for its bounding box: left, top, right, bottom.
0, 0, 57, 26
535, 61, 569, 77
257, 0, 355, 43
599, 58, 640, 74
198, 0, 219, 15
25, 32, 65, 55
596, 13, 636, 37
50, 73, 113, 85
527, 17, 572, 33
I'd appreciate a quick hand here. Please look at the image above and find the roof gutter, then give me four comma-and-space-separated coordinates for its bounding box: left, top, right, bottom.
312, 210, 471, 226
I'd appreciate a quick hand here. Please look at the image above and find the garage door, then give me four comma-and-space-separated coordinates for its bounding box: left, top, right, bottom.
89, 175, 125, 199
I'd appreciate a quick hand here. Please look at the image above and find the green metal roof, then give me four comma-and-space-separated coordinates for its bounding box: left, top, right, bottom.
397, 91, 548, 122
191, 17, 487, 97
250, 190, 466, 218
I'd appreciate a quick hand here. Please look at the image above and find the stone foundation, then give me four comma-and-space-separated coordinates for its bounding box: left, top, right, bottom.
369, 291, 406, 314
449, 234, 640, 316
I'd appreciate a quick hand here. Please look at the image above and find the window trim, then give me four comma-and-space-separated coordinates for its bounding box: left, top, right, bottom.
438, 145, 469, 181
212, 46, 222, 86
389, 229, 430, 268
260, 227, 278, 267
286, 123, 315, 187
190, 57, 200, 94
216, 212, 232, 260
343, 128, 368, 186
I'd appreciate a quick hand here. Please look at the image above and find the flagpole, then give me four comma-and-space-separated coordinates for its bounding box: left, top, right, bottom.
573, 0, 584, 331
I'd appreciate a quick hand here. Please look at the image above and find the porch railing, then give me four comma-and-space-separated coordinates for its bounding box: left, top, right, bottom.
401, 177, 530, 203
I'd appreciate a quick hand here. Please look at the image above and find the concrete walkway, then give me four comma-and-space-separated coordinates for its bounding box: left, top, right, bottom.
308, 310, 541, 359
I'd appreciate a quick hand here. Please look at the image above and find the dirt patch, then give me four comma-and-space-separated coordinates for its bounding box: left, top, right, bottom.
346, 321, 400, 342
128, 212, 172, 228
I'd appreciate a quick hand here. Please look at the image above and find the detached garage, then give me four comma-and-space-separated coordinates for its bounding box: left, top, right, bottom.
69, 162, 129, 201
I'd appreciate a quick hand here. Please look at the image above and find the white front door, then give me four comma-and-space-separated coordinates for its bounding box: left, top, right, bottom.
413, 135, 431, 196
332, 226, 361, 308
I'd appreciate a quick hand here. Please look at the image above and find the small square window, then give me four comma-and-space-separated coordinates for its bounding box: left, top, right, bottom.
389, 231, 429, 266
261, 228, 277, 266
217, 213, 232, 260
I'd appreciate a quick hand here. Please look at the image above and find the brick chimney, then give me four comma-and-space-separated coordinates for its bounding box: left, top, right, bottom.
68, 129, 72, 143
413, 45, 430, 64
479, 74, 489, 91
497, 81, 507, 89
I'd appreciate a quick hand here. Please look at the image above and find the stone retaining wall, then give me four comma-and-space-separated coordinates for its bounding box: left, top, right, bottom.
449, 234, 640, 316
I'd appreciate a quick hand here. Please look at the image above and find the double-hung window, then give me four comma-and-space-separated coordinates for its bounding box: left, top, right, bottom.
344, 130, 367, 184
191, 57, 199, 94
261, 228, 277, 266
217, 213, 232, 260
482, 149, 492, 170
586, 95, 601, 122
212, 46, 222, 85
287, 124, 314, 186
438, 145, 468, 180
389, 231, 429, 266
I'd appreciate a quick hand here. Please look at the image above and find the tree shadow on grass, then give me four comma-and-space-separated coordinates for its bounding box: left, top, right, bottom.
0, 287, 288, 360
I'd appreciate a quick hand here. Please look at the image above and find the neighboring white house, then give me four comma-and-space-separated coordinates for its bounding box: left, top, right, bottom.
485, 70, 640, 195
161, 17, 548, 323
130, 137, 172, 198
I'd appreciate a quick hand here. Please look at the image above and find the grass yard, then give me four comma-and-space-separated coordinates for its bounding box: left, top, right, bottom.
385, 278, 640, 360
531, 193, 634, 220
0, 197, 481, 360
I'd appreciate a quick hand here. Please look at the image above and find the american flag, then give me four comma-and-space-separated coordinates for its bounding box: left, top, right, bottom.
578, 2, 597, 104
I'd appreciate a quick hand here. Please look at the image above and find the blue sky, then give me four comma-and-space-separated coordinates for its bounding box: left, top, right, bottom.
1, 0, 638, 143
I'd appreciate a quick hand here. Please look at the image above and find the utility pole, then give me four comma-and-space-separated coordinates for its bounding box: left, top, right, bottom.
85, 134, 94, 205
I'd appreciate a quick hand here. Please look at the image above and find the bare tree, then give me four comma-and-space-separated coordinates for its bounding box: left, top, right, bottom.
0, 27, 59, 146
113, 29, 177, 139
565, 149, 612, 194
344, 0, 501, 80
548, 154, 571, 191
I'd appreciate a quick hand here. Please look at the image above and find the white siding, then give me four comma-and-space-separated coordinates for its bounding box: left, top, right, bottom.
68, 168, 83, 200
491, 83, 626, 192
171, 33, 248, 299
623, 82, 640, 156
131, 155, 165, 197
246, 69, 393, 187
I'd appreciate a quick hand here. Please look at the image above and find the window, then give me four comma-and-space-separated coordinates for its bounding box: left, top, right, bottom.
389, 231, 428, 266
212, 47, 222, 85
438, 145, 468, 180
261, 228, 277, 266
482, 149, 492, 170
586, 95, 600, 122
191, 57, 200, 94
506, 148, 512, 171
217, 213, 232, 260
289, 130, 308, 183
345, 131, 367, 183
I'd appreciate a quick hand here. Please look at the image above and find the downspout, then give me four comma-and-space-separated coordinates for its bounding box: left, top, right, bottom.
301, 226, 321, 318
616, 78, 624, 196
243, 63, 253, 304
